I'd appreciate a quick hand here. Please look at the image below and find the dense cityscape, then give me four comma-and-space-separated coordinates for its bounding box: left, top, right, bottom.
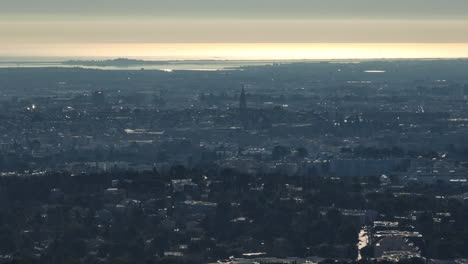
0, 59, 467, 264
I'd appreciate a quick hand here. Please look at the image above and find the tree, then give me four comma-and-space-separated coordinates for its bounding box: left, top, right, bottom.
272, 146, 290, 160
360, 245, 374, 259
296, 147, 309, 158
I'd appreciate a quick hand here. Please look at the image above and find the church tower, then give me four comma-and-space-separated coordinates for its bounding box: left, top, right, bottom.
239, 85, 247, 110
239, 85, 248, 128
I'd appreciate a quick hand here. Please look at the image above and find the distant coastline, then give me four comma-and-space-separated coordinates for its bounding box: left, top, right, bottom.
0, 58, 283, 71
61, 57, 468, 66
1, 57, 468, 71
60, 58, 311, 67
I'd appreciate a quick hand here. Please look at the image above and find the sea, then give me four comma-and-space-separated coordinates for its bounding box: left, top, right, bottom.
0, 57, 284, 71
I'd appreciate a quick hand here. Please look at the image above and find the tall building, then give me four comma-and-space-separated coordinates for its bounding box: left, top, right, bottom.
239, 85, 247, 110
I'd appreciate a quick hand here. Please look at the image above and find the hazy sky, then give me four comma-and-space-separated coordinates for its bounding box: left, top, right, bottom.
1, 0, 468, 58
2, 0, 468, 18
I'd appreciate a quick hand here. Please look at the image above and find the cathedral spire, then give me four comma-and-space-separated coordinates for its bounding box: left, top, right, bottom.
239, 85, 247, 110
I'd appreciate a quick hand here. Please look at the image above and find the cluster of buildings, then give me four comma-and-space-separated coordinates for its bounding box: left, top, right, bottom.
0, 60, 468, 262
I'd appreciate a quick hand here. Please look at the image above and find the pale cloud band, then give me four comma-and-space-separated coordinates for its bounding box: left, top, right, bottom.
2, 18, 468, 44
2, 43, 468, 60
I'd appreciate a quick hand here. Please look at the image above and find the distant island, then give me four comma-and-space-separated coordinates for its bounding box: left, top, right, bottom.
62, 58, 171, 67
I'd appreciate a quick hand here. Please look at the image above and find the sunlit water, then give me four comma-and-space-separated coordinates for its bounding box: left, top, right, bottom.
0, 60, 274, 71
1, 43, 467, 70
